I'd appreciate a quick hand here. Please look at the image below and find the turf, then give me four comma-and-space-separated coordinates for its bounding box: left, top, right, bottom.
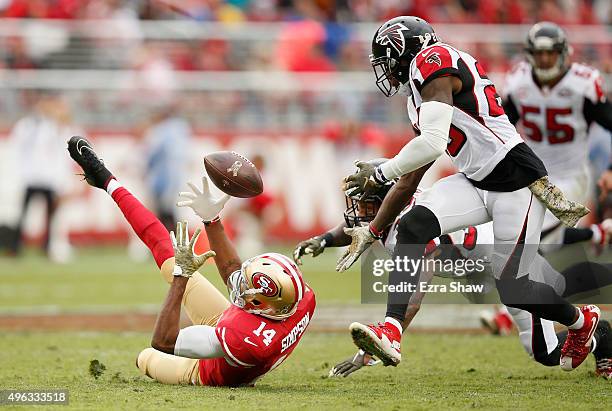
0, 246, 361, 312
0, 331, 609, 410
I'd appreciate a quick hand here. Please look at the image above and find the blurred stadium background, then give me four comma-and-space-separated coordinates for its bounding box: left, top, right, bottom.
0, 3, 611, 408
0, 0, 610, 329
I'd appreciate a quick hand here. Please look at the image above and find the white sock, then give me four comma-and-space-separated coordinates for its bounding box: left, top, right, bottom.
384, 316, 403, 335
106, 179, 121, 196
569, 309, 584, 330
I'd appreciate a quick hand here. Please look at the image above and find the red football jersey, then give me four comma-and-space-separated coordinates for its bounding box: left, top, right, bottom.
198, 285, 316, 387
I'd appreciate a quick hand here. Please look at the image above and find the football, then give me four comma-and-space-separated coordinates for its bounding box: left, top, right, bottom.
204, 151, 264, 198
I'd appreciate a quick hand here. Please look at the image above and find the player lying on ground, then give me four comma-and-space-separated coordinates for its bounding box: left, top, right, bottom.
503, 21, 612, 253
294, 162, 612, 379
67, 136, 316, 387
335, 16, 599, 373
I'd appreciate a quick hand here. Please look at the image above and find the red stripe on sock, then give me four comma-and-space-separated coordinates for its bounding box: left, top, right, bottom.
111, 187, 174, 268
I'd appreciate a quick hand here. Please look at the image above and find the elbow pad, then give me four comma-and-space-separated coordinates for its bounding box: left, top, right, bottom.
379, 101, 453, 180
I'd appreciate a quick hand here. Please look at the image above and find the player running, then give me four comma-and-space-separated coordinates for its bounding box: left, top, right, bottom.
294, 166, 612, 379
503, 21, 612, 252
335, 16, 599, 372
479, 22, 612, 335
67, 136, 315, 387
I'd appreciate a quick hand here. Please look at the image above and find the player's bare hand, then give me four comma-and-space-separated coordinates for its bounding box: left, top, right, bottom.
171, 221, 216, 278
598, 170, 612, 204
177, 176, 230, 223
342, 160, 381, 200
336, 225, 377, 272
329, 350, 380, 377
293, 236, 327, 265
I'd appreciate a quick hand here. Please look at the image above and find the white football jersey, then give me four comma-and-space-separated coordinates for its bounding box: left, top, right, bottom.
406, 43, 524, 182
504, 61, 606, 178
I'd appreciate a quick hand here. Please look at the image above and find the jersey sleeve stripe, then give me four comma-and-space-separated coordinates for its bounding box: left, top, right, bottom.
219, 327, 255, 368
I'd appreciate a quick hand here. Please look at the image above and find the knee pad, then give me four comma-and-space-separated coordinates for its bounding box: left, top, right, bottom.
396, 205, 441, 245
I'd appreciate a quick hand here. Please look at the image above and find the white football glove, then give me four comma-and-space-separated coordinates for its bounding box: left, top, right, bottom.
177, 176, 231, 223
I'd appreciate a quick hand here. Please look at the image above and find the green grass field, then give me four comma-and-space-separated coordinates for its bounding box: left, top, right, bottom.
0, 331, 609, 410
0, 246, 361, 312
1, 247, 611, 410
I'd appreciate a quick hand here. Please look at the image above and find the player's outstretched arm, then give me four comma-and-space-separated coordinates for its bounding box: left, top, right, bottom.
341, 76, 459, 200
370, 163, 432, 233
151, 222, 215, 354
293, 221, 351, 265
336, 164, 432, 272
177, 176, 240, 283
204, 220, 242, 284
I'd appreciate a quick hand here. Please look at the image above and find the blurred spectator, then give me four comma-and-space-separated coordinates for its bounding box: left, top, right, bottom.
9, 92, 78, 259
2, 0, 79, 19
141, 102, 191, 231
2, 35, 36, 68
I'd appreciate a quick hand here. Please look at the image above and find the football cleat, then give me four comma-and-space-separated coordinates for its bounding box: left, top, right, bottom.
591, 219, 612, 255
479, 308, 514, 336
67, 136, 113, 189
560, 305, 600, 371
595, 358, 612, 380
349, 321, 401, 367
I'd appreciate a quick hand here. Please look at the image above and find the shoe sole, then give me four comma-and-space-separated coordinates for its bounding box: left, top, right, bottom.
560, 305, 601, 371
349, 323, 399, 367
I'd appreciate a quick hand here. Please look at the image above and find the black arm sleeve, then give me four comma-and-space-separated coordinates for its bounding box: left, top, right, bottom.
502, 95, 520, 126
584, 98, 612, 132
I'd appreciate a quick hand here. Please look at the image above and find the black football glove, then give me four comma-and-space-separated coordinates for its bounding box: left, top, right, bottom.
342, 160, 382, 200
293, 235, 328, 265
329, 350, 380, 377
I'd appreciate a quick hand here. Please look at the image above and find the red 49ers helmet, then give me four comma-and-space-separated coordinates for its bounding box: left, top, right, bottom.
227, 253, 305, 320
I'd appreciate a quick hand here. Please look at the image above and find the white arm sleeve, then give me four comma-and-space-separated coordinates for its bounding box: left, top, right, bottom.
379, 101, 453, 180
174, 325, 225, 359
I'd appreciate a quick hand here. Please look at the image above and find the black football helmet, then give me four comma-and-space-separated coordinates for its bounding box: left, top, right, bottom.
344, 159, 394, 228
370, 16, 438, 97
524, 21, 571, 82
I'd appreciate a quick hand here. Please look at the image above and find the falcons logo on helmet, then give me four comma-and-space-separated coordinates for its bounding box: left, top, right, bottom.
424, 51, 442, 67
376, 23, 410, 55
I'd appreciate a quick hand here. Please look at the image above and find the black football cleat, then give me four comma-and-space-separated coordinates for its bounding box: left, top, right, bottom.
67, 136, 113, 189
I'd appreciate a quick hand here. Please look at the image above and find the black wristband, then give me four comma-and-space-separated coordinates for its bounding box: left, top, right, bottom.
321, 232, 334, 247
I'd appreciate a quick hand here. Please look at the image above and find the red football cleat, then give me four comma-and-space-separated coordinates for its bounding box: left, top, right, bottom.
591, 219, 611, 255
349, 321, 401, 366
480, 307, 514, 336
595, 358, 612, 380
560, 305, 600, 371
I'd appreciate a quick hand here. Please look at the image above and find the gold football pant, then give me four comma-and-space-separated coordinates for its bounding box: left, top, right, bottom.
136, 258, 230, 385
